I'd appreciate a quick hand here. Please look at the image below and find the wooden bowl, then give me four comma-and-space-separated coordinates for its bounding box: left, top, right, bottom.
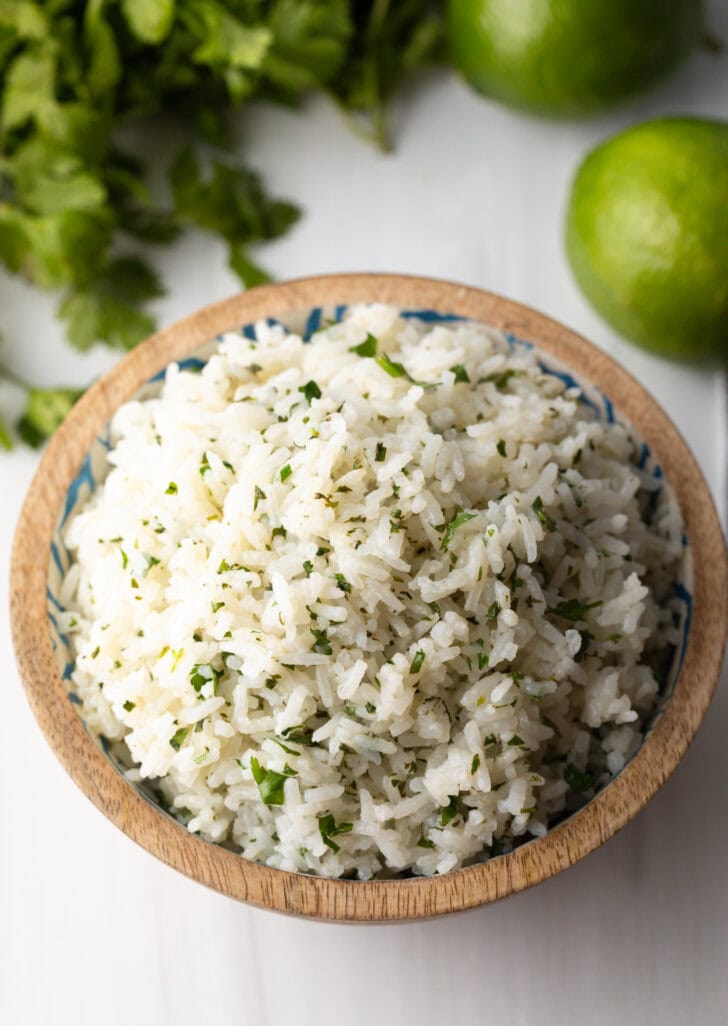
11, 274, 728, 922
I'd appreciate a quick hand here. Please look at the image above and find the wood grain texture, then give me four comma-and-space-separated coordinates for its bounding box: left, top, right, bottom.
10, 274, 728, 922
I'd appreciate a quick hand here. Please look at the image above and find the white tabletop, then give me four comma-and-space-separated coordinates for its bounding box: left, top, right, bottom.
2, 17, 727, 1025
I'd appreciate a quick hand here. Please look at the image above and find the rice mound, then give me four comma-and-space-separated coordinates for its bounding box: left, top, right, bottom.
61, 304, 684, 878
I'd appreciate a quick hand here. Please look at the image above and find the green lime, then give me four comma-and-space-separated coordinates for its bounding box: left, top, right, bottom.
446, 0, 702, 117
565, 117, 728, 363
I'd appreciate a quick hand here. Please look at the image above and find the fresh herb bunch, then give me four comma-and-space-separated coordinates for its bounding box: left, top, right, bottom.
0, 0, 443, 446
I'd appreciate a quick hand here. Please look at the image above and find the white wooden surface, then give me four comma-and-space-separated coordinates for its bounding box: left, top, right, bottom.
1, 15, 727, 1024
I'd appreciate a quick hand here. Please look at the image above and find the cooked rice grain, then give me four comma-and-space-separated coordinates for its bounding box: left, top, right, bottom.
61, 305, 684, 878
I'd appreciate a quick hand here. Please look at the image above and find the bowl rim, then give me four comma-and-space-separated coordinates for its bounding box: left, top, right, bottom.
10, 273, 728, 922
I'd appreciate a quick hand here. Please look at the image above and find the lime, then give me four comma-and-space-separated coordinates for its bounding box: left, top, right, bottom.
446, 0, 702, 117
565, 117, 728, 363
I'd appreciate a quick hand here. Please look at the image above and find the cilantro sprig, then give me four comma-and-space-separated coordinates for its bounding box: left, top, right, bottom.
0, 1, 444, 446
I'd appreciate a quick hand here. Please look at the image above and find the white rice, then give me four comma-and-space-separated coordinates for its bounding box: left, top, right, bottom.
60, 305, 684, 878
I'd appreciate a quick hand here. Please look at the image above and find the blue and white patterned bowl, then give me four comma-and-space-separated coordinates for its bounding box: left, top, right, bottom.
13, 276, 725, 920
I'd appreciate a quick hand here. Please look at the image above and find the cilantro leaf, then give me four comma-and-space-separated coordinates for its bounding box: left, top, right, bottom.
169, 725, 191, 751
450, 364, 470, 383
531, 496, 556, 533
552, 599, 603, 622
410, 650, 425, 673
189, 662, 222, 695
349, 332, 378, 357
310, 626, 332, 655
441, 795, 459, 826
564, 763, 596, 793
0, 409, 12, 451
333, 572, 351, 593
376, 352, 407, 378
318, 812, 353, 852
263, 0, 351, 94
250, 756, 296, 806
439, 510, 477, 551
16, 384, 83, 448
121, 0, 176, 46
2, 46, 55, 131
298, 379, 322, 404
58, 256, 161, 351
171, 147, 300, 288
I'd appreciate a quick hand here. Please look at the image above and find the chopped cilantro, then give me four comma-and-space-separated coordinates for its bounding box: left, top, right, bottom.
450, 364, 470, 383
298, 380, 322, 404
302, 560, 314, 577
375, 441, 387, 462
410, 650, 426, 674
189, 663, 221, 695
564, 763, 596, 793
333, 573, 351, 593
531, 496, 556, 532
484, 369, 521, 389
169, 726, 191, 751
281, 724, 315, 745
253, 485, 266, 510
349, 333, 377, 357
417, 833, 435, 849
496, 438, 507, 457
250, 756, 296, 806
439, 510, 477, 551
272, 737, 299, 756
376, 352, 407, 378
211, 601, 225, 613
165, 482, 178, 495
552, 599, 603, 622
471, 754, 480, 774
280, 464, 292, 482
487, 601, 501, 620
123, 700, 135, 712
315, 492, 339, 509
318, 813, 353, 853
441, 796, 459, 826
310, 627, 332, 655
508, 734, 525, 747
